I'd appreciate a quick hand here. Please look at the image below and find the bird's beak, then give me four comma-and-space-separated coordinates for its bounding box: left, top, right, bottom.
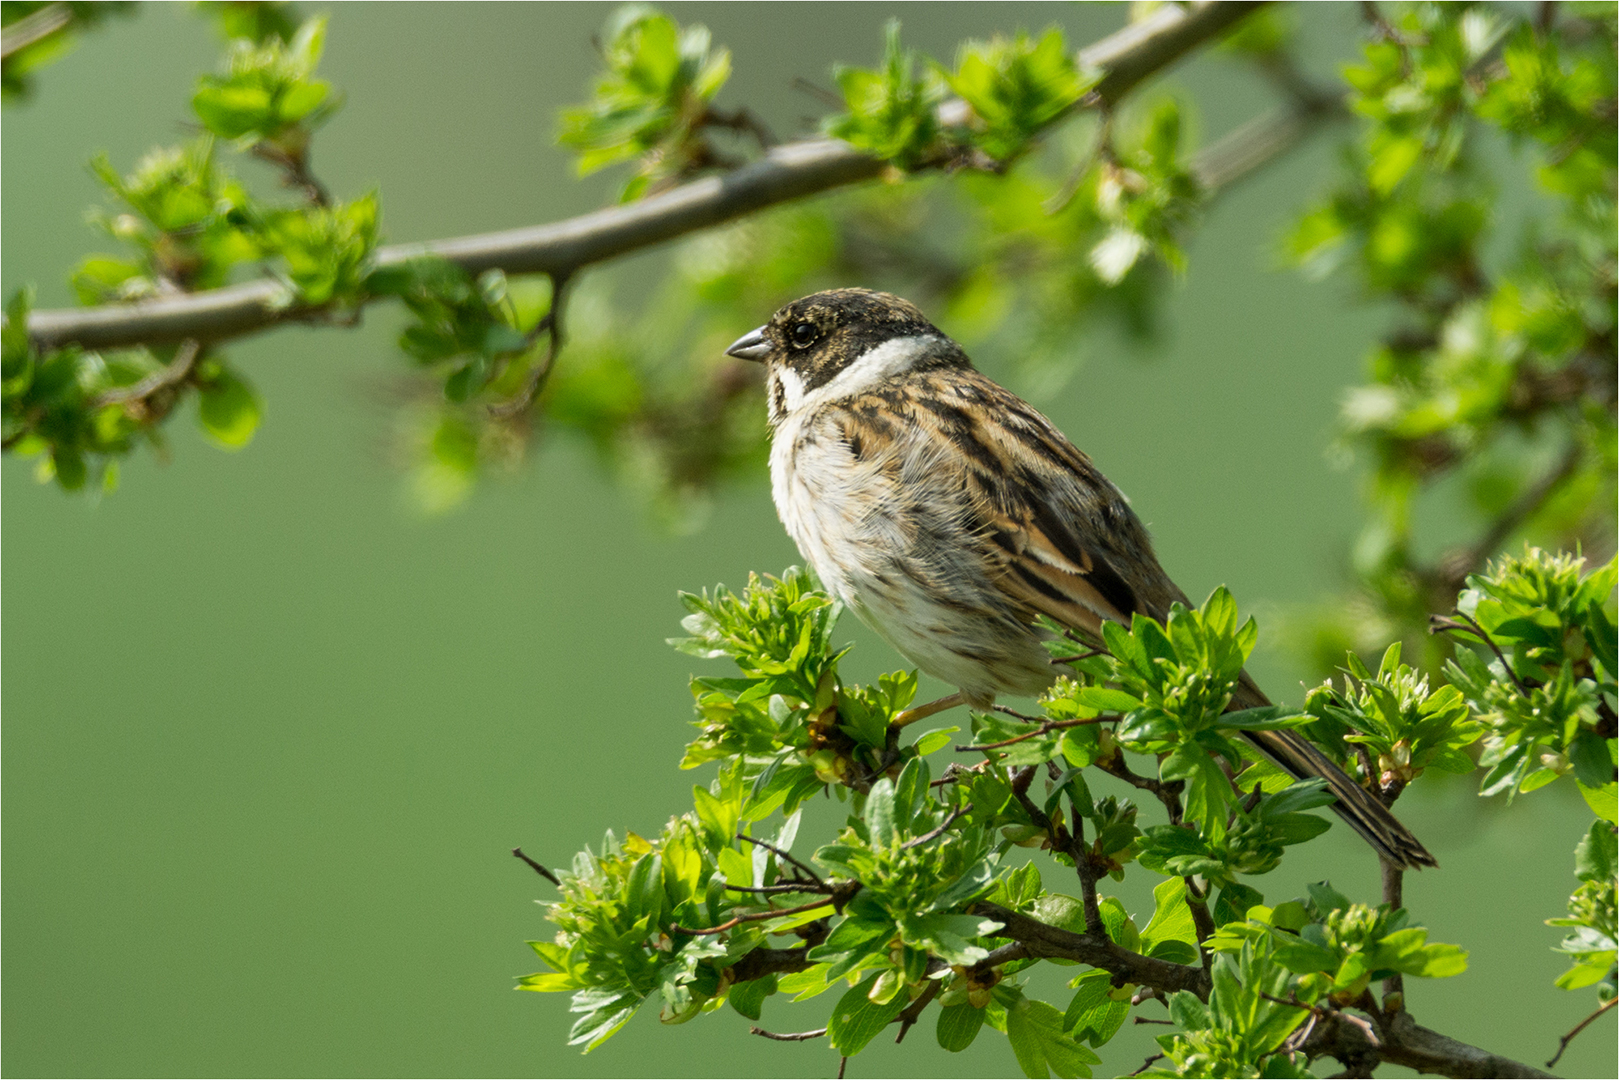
725, 326, 771, 362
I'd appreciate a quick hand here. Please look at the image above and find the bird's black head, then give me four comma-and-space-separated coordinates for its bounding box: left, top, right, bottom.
726, 289, 966, 423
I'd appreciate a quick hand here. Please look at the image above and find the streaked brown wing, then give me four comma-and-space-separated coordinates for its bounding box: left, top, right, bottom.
918, 369, 1185, 633
915, 370, 1439, 869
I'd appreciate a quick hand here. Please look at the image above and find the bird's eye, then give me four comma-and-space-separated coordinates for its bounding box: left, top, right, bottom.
789, 322, 818, 348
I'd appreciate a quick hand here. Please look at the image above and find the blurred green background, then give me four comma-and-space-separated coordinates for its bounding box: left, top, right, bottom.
2, 4, 1606, 1077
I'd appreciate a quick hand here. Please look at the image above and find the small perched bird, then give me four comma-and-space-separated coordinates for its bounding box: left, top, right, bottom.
727, 288, 1436, 869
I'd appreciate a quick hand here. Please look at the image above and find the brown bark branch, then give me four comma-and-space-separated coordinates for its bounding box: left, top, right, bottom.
1297, 1006, 1556, 1079
15, 1, 1264, 354
1, 3, 71, 59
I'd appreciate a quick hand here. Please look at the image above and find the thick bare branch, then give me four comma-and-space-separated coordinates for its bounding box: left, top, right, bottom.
969, 901, 1213, 998
16, 1, 1263, 354
1297, 1006, 1555, 1079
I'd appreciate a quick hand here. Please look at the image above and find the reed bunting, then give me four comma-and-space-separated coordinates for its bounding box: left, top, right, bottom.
727, 288, 1435, 869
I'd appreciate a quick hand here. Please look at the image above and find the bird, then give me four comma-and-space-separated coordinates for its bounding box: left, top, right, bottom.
726, 287, 1436, 870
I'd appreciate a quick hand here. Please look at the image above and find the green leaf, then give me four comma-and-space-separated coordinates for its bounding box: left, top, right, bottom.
1215, 883, 1264, 926
1140, 877, 1199, 954
1063, 970, 1128, 1048
196, 367, 262, 448
1579, 780, 1619, 823
727, 973, 776, 1021
1575, 820, 1618, 883
1004, 992, 1100, 1078
865, 778, 897, 848
936, 1000, 986, 1052
827, 979, 910, 1056
913, 726, 959, 756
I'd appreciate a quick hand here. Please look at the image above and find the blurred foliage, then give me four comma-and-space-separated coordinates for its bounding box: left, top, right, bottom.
0, 1, 133, 100
1287, 2, 1617, 677
4, 7, 363, 485
557, 5, 734, 202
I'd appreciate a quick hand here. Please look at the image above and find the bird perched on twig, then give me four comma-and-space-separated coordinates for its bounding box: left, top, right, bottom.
727, 288, 1436, 870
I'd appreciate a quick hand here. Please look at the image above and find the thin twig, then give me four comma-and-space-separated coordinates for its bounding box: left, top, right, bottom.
1546, 996, 1617, 1068
1126, 1053, 1165, 1077
899, 804, 973, 849
488, 274, 569, 419
892, 691, 964, 730
959, 716, 1110, 753
749, 1025, 827, 1042
1430, 441, 1584, 591
1043, 111, 1113, 215
673, 896, 835, 936
1430, 613, 1529, 694
703, 105, 779, 149
511, 847, 562, 887
89, 339, 202, 409
1381, 857, 1405, 1001
736, 833, 825, 887
724, 880, 832, 896
792, 76, 844, 108
893, 978, 942, 1043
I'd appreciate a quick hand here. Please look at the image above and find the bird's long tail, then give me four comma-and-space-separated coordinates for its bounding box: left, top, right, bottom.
1231, 672, 1438, 870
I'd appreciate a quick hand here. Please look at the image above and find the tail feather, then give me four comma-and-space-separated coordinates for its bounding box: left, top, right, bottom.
1232, 672, 1437, 870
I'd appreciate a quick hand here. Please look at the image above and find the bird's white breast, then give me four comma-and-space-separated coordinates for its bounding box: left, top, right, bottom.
767, 341, 1057, 703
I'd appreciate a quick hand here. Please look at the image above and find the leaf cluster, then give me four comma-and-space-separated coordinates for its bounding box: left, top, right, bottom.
1208, 883, 1468, 1003
525, 569, 1382, 1076
557, 6, 733, 200
5, 11, 371, 489
941, 28, 1094, 164
191, 15, 337, 155
1104, 588, 1310, 836
822, 21, 945, 172
1444, 549, 1617, 799
1302, 641, 1481, 791
1548, 819, 1618, 998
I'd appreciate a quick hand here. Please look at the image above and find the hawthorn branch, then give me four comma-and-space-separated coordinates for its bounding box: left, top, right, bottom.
968, 901, 1212, 997
1, 3, 71, 59
16, 1, 1264, 354
673, 896, 835, 936
1294, 1005, 1555, 1079
729, 946, 817, 984
722, 896, 1548, 1078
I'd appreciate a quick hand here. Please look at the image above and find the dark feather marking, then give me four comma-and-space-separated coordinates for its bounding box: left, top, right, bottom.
1027, 500, 1140, 619
1013, 562, 1072, 605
